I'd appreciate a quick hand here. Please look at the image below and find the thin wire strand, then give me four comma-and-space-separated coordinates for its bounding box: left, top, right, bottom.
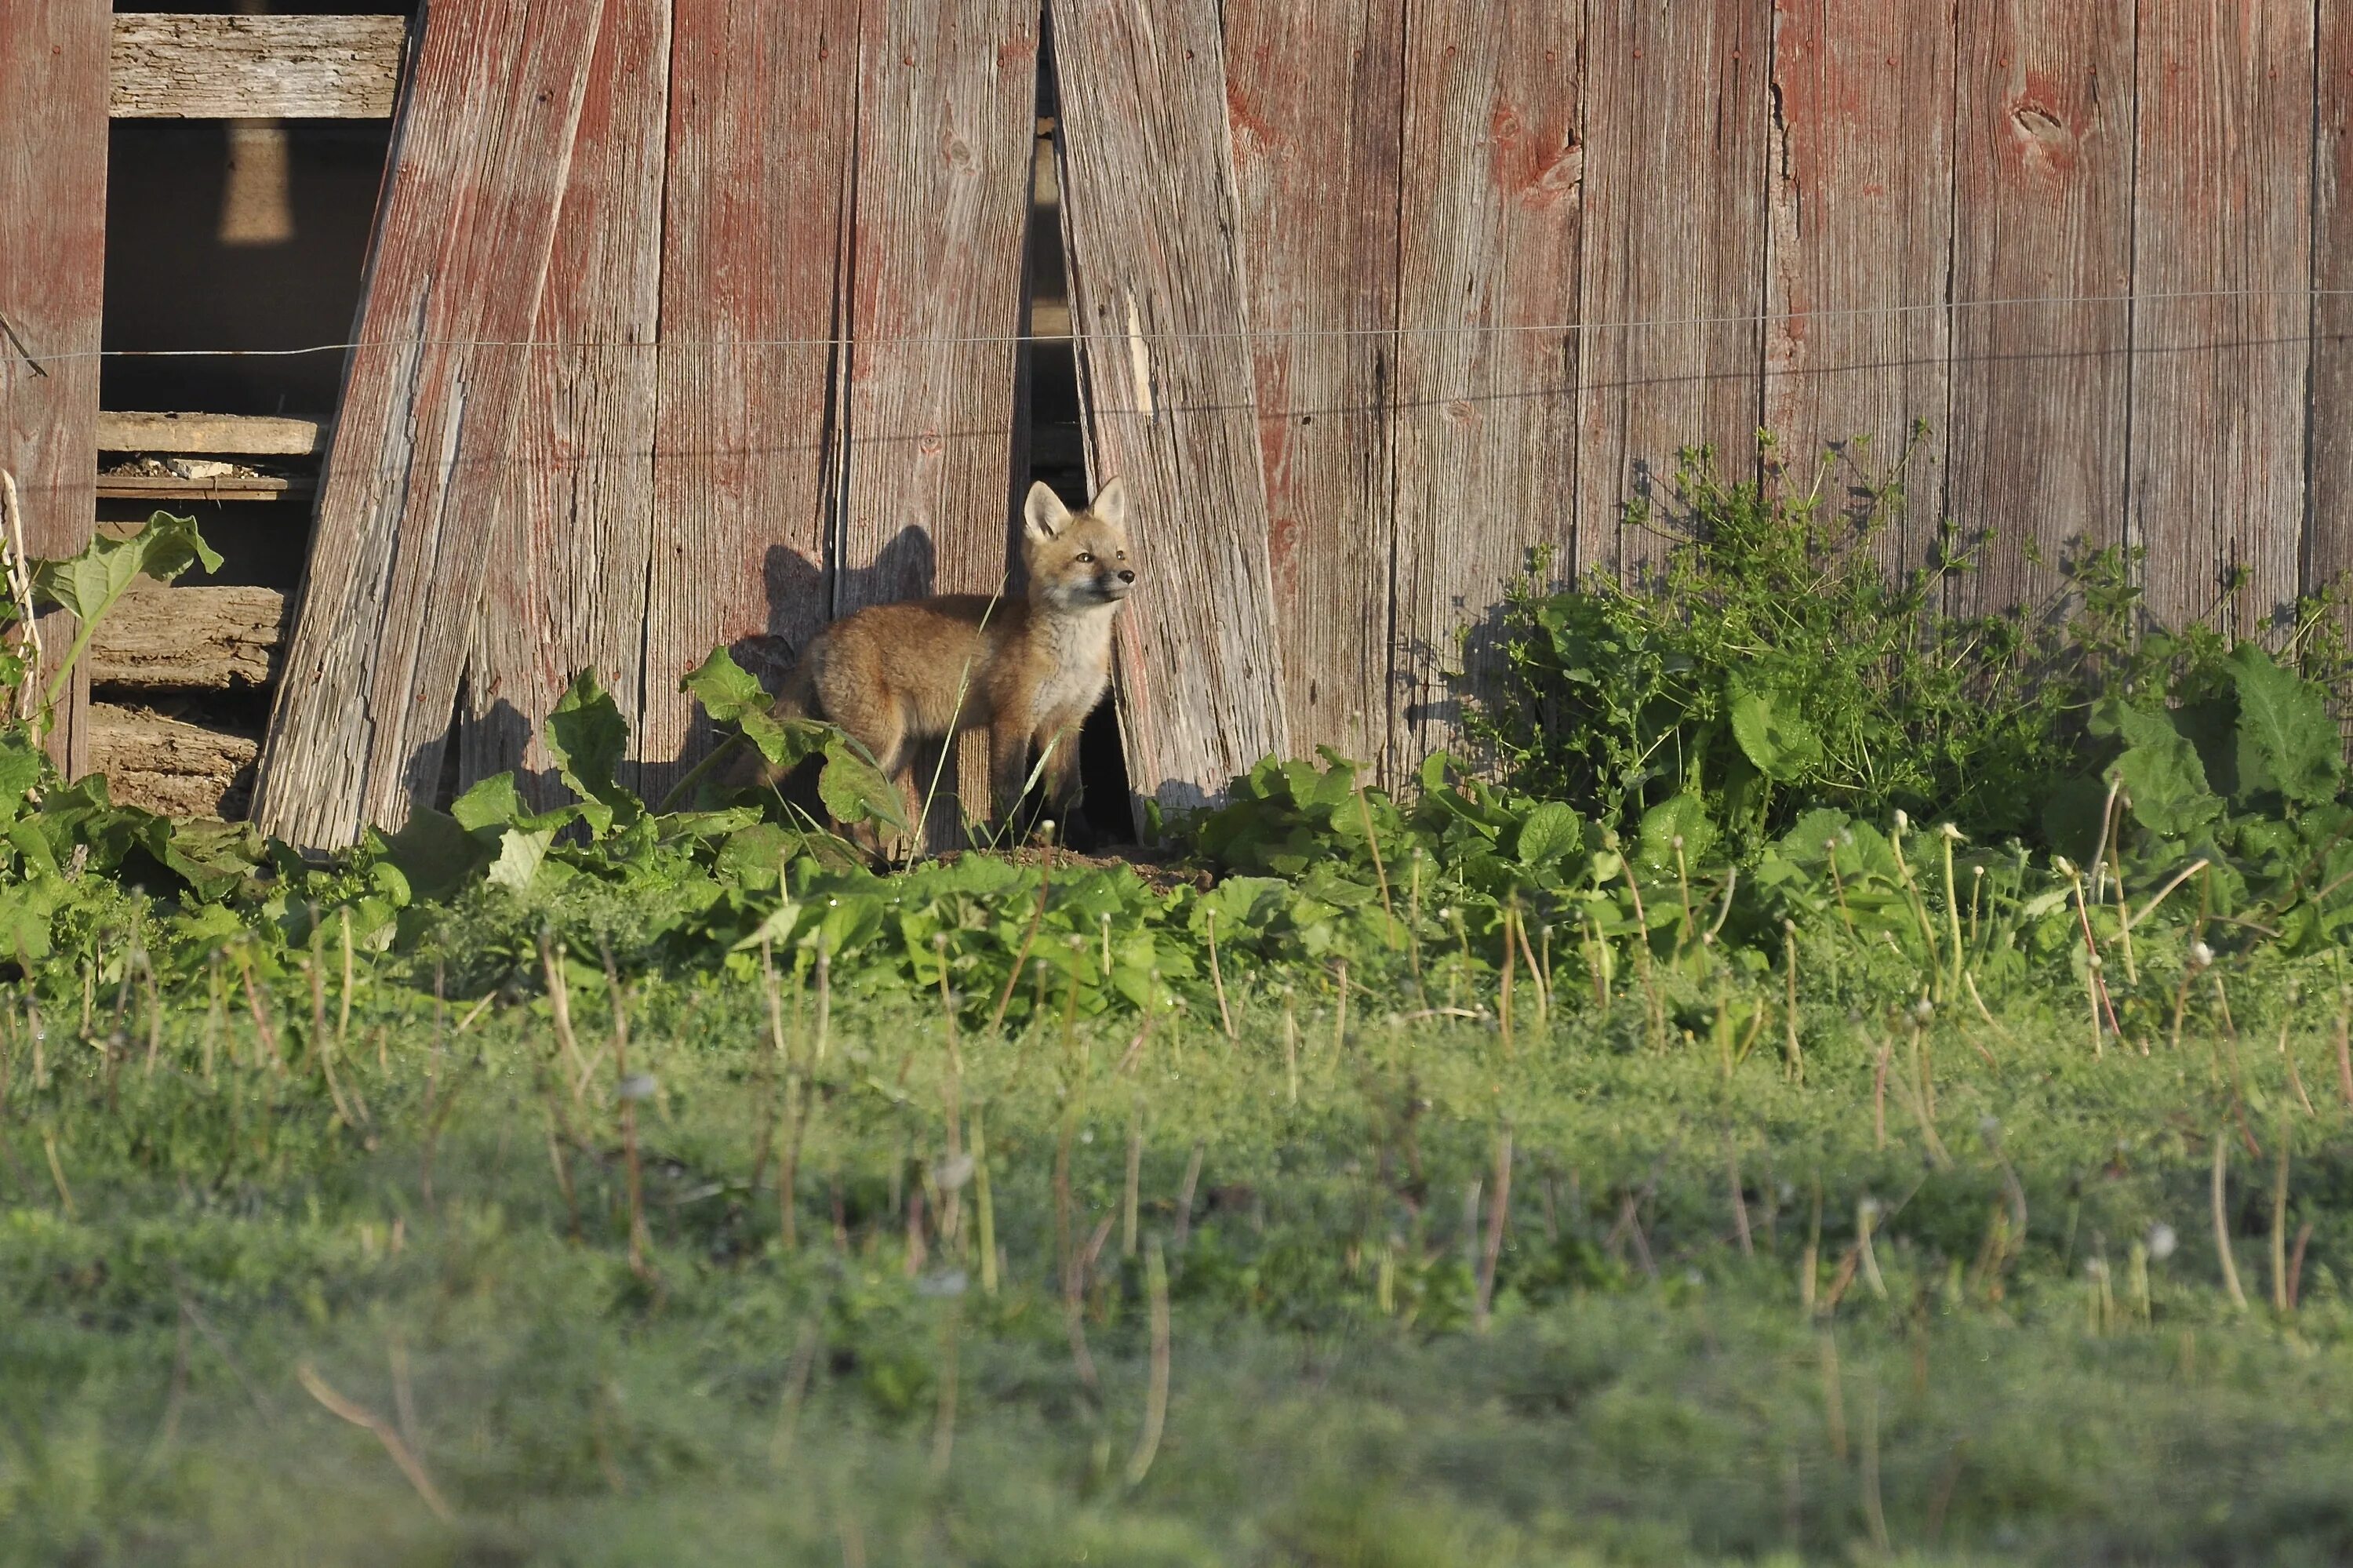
17, 283, 2348, 364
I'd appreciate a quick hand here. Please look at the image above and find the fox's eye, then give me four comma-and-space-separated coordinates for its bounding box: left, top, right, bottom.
1075, 551, 1094, 564
1116, 551, 1126, 560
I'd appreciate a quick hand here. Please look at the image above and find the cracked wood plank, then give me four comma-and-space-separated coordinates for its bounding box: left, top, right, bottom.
1226, 0, 1406, 780
1, 0, 107, 776
109, 13, 408, 119
98, 412, 326, 456
1576, 0, 1769, 580
1946, 0, 2133, 618
86, 584, 285, 693
1391, 0, 1582, 777
1054, 0, 1289, 817
644, 0, 860, 797
90, 704, 258, 820
462, 0, 671, 804
838, 0, 1039, 842
2311, 0, 2353, 595
253, 0, 606, 848
1763, 0, 1955, 572
2129, 0, 2312, 638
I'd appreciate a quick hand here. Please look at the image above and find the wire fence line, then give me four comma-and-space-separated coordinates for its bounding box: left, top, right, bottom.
8, 283, 2348, 365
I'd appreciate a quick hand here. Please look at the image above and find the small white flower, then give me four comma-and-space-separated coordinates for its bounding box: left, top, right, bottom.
1892, 809, 1910, 833
1938, 822, 1965, 842
933, 1153, 976, 1191
616, 1072, 658, 1103
2146, 1222, 2177, 1261
1858, 1197, 1881, 1224
1978, 1115, 2002, 1145
1912, 998, 1934, 1023
915, 1268, 969, 1298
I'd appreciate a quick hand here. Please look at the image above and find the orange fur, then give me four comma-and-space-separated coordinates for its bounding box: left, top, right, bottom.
773, 478, 1133, 843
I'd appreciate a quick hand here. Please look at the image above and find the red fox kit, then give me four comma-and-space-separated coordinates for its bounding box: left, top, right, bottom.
774, 477, 1133, 841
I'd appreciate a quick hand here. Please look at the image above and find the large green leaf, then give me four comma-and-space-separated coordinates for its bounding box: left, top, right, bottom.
0, 732, 45, 828
1729, 687, 1823, 781
1635, 792, 1718, 871
451, 773, 525, 832
680, 646, 828, 771
380, 808, 492, 902
31, 512, 220, 706
486, 825, 555, 893
817, 736, 907, 833
161, 820, 264, 904
680, 646, 768, 722
1515, 801, 1584, 868
2104, 703, 2222, 838
2227, 644, 2340, 805
547, 668, 640, 835
0, 878, 61, 966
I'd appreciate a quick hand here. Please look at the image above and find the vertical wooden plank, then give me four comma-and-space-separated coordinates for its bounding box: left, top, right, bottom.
646, 0, 860, 794
1576, 0, 1769, 578
1053, 0, 1290, 816
1946, 1, 2133, 617
839, 0, 1039, 839
2311, 0, 2353, 594
462, 0, 671, 802
2131, 0, 2313, 638
1390, 0, 1583, 777
1763, 0, 1955, 566
253, 0, 606, 848
0, 0, 108, 776
1225, 0, 1405, 778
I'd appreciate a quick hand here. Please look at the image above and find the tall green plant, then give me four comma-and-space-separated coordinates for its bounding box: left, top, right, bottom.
1471, 438, 2353, 859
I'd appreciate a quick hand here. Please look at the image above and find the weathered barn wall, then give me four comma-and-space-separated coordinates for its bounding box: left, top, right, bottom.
1052, 0, 2353, 798
188, 0, 2353, 840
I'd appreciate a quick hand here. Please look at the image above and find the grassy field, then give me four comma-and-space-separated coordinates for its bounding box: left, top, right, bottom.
10, 493, 2353, 1563
5, 918, 2351, 1567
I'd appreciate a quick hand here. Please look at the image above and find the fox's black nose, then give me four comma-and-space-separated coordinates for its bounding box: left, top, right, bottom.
1118, 569, 1135, 584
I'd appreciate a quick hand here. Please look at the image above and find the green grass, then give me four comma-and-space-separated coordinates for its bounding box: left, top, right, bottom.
6, 949, 2351, 1566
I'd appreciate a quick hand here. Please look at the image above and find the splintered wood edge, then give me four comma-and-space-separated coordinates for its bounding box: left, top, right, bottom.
109, 13, 408, 119
99, 412, 329, 457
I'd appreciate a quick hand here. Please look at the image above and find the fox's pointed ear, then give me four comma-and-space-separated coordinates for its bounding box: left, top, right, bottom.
1089, 476, 1128, 531
1024, 480, 1071, 543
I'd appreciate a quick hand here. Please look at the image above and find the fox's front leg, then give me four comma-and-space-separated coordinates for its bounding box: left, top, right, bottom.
1035, 719, 1084, 824
988, 721, 1033, 839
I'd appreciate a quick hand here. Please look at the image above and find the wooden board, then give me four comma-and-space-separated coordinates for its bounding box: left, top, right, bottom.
87, 584, 286, 693
0, 0, 109, 777
1575, 0, 1770, 579
109, 13, 408, 119
252, 0, 606, 849
838, 0, 1039, 840
1053, 0, 1290, 817
462, 0, 671, 804
96, 471, 311, 502
2313, 0, 2353, 596
1946, 2, 2134, 618
1225, 0, 1406, 780
99, 412, 327, 456
2129, 0, 2313, 638
1390, 0, 1582, 777
1763, 0, 1955, 569
644, 0, 860, 796
89, 704, 258, 820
